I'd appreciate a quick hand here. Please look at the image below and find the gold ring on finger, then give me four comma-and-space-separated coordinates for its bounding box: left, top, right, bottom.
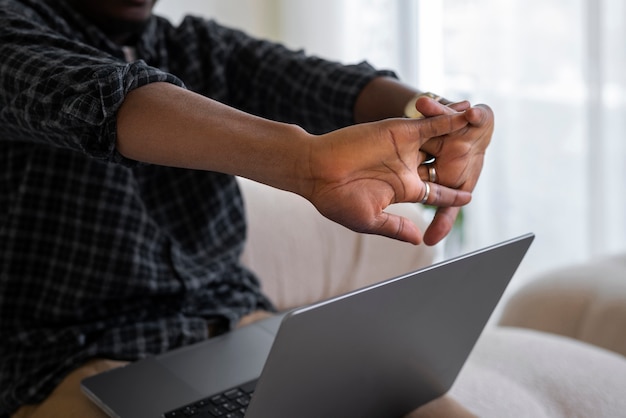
427, 165, 437, 183
419, 181, 430, 204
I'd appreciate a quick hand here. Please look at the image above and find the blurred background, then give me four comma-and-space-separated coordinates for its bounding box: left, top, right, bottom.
154, 0, 626, 286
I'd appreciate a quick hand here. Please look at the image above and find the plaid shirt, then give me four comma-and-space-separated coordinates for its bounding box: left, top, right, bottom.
0, 0, 394, 414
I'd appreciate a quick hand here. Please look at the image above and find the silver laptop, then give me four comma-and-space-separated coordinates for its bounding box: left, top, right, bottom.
82, 233, 534, 418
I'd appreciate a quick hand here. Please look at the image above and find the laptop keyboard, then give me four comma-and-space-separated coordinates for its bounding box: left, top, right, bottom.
163, 379, 257, 418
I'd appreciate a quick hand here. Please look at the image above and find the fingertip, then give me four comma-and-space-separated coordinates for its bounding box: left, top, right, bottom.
423, 207, 459, 245
464, 107, 481, 122
400, 218, 423, 245
459, 190, 472, 206
465, 104, 494, 125
448, 100, 471, 112
411, 233, 423, 246
423, 227, 447, 246
415, 96, 453, 116
422, 231, 442, 246
406, 237, 423, 246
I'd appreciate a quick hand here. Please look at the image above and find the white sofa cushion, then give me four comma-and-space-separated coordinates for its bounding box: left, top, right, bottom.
451, 326, 626, 418
498, 253, 626, 357
238, 177, 442, 310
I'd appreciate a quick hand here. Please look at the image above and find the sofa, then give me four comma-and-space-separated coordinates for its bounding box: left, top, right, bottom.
238, 177, 626, 417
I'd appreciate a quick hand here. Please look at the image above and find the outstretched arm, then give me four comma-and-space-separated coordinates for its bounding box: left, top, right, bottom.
116, 82, 472, 244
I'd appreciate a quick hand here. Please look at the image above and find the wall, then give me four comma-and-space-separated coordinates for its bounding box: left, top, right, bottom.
151, 0, 390, 66
154, 0, 281, 41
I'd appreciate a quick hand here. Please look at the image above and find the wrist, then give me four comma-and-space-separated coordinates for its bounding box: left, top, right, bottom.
248, 123, 316, 196
216, 118, 314, 198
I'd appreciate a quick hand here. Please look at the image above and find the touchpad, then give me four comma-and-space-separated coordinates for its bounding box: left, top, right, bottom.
157, 324, 276, 395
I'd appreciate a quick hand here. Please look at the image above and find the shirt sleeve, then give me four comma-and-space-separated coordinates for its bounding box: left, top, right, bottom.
168, 17, 397, 134
0, 8, 185, 163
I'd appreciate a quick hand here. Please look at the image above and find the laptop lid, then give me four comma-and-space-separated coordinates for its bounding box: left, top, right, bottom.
245, 233, 534, 418
82, 233, 534, 418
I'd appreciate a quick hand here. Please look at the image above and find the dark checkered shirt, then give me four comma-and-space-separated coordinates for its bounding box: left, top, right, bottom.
0, 0, 395, 415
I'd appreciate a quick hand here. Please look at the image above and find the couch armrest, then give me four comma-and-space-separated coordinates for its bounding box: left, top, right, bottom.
449, 326, 626, 417
237, 177, 443, 311
497, 253, 626, 357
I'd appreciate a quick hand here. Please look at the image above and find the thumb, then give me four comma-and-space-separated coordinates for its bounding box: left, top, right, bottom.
414, 97, 470, 117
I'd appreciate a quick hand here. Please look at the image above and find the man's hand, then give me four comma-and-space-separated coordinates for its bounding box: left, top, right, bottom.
301, 112, 472, 245
415, 97, 495, 245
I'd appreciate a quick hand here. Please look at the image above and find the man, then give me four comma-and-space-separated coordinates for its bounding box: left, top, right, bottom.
0, 0, 493, 416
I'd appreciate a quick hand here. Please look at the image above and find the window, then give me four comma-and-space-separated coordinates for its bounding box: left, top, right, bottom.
155, 0, 626, 280
349, 0, 626, 279
410, 0, 626, 280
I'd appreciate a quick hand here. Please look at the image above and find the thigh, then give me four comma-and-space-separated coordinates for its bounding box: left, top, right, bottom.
11, 359, 128, 418
404, 395, 478, 418
12, 312, 272, 418
236, 310, 274, 328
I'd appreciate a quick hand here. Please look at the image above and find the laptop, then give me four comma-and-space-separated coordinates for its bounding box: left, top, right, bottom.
82, 233, 534, 418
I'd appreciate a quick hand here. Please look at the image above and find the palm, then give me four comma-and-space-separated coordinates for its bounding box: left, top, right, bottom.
303, 116, 471, 244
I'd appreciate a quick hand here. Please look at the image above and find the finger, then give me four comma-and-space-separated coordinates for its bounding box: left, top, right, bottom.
448, 101, 471, 112
417, 161, 438, 183
419, 135, 445, 161
414, 97, 459, 117
405, 113, 468, 146
369, 212, 424, 245
423, 206, 461, 246
417, 182, 471, 207
420, 105, 493, 160
465, 104, 494, 127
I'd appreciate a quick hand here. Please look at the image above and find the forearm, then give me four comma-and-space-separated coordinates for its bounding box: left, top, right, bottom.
354, 77, 418, 123
353, 76, 452, 123
116, 82, 313, 194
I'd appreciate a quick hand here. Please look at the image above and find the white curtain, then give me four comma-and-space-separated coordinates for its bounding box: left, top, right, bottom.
340, 0, 626, 280
154, 0, 626, 281
418, 0, 626, 281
